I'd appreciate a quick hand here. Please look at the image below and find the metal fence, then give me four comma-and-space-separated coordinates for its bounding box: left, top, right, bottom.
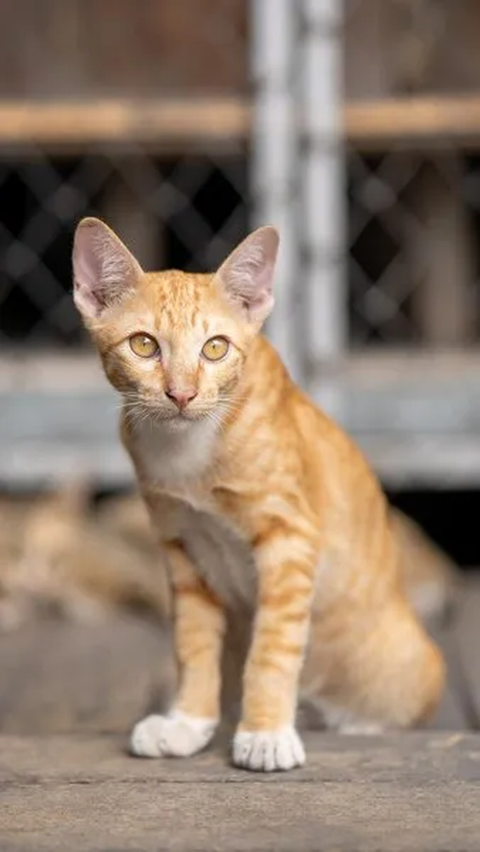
0, 147, 247, 346
2, 0, 480, 488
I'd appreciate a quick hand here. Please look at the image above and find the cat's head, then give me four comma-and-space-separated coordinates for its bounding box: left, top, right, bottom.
72, 218, 279, 427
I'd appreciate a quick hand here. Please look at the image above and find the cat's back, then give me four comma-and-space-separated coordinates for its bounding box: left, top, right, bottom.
278, 369, 398, 596
271, 364, 380, 518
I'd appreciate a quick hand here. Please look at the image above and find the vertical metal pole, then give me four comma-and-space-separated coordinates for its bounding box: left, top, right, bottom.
250, 0, 301, 380
300, 0, 346, 410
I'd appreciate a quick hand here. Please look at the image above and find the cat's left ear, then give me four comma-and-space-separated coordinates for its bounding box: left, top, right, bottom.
215, 226, 279, 324
72, 217, 143, 320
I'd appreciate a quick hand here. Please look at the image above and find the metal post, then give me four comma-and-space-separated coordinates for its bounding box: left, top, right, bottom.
300, 0, 346, 409
250, 0, 301, 380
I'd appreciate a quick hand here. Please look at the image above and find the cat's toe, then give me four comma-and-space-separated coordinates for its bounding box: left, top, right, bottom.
232, 727, 305, 772
130, 714, 167, 757
130, 712, 217, 758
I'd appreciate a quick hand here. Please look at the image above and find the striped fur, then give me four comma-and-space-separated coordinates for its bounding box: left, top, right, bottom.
73, 219, 445, 771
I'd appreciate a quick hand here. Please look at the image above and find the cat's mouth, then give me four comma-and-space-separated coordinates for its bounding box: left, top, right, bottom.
165, 407, 222, 430
124, 394, 216, 428
164, 408, 204, 425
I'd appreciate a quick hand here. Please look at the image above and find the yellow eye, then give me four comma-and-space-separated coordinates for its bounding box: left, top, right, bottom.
129, 333, 159, 359
201, 336, 229, 362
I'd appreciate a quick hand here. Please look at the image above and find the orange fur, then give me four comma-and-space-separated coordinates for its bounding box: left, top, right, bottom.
0, 487, 170, 630
73, 218, 445, 771
390, 507, 459, 622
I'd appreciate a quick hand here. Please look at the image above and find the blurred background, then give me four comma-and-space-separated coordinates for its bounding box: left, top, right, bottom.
0, 0, 479, 740
2, 0, 480, 567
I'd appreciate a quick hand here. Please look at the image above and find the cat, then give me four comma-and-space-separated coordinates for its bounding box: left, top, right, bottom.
72, 217, 445, 772
0, 485, 170, 629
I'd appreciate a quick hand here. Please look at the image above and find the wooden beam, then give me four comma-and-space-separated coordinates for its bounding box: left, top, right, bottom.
0, 98, 250, 151
346, 95, 480, 149
4, 351, 480, 488
3, 348, 480, 392
3, 95, 480, 151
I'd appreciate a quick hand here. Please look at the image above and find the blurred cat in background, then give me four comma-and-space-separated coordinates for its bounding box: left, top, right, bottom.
0, 484, 170, 630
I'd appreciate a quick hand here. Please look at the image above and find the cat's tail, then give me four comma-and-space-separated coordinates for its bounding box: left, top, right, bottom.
391, 507, 460, 626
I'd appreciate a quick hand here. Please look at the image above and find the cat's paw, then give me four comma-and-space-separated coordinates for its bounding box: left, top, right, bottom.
130, 711, 217, 758
232, 726, 305, 772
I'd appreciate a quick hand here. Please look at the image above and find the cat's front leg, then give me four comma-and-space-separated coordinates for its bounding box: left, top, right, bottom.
233, 519, 318, 772
131, 539, 225, 758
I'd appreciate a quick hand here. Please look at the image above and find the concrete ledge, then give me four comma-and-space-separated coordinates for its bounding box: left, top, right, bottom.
1, 732, 479, 851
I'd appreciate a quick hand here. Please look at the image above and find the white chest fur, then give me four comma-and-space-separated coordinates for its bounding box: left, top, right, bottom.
134, 418, 257, 609
135, 417, 217, 491
183, 507, 256, 608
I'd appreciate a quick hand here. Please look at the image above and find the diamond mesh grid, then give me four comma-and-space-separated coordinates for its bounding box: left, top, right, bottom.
0, 147, 247, 345
348, 149, 480, 346
0, 0, 479, 355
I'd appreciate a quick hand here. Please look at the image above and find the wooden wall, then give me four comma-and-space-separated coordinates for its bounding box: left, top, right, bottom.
2, 1, 480, 102
0, 0, 247, 98
345, 0, 480, 99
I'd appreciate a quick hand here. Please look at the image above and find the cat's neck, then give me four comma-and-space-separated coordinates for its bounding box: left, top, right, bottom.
130, 414, 219, 488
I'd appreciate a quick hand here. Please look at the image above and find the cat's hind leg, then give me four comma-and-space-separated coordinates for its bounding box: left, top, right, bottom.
301, 596, 445, 735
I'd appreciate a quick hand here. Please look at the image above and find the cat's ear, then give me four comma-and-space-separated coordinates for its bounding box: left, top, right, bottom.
216, 226, 279, 323
72, 217, 143, 320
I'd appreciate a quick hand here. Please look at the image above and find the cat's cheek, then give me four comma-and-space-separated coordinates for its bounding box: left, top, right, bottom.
216, 366, 244, 399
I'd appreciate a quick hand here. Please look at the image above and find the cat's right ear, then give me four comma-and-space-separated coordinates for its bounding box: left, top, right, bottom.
216, 226, 279, 325
72, 218, 143, 320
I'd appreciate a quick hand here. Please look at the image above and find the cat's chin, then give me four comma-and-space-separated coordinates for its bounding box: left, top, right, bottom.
131, 407, 219, 433
162, 415, 195, 432
160, 411, 218, 432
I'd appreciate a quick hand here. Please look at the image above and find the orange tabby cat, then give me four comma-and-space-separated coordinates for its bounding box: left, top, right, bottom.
73, 218, 444, 772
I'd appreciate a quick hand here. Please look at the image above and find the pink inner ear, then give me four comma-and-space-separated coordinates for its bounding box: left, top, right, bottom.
74, 282, 104, 317
253, 261, 275, 299
73, 237, 105, 315
73, 221, 142, 319
219, 228, 278, 321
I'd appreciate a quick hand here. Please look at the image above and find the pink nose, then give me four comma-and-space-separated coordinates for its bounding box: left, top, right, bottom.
165, 386, 198, 410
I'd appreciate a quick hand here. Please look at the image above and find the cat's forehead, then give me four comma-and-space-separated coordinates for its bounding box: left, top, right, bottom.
137, 270, 232, 333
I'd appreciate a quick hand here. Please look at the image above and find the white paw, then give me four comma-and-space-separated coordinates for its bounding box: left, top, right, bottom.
130, 711, 217, 758
233, 726, 305, 772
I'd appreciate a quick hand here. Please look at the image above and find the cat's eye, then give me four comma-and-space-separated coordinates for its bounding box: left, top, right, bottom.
129, 333, 159, 359
201, 336, 229, 362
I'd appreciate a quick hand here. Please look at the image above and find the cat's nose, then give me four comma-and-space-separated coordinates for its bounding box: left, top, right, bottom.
165, 386, 198, 410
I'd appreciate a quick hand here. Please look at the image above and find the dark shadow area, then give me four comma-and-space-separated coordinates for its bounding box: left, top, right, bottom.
388, 488, 480, 569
